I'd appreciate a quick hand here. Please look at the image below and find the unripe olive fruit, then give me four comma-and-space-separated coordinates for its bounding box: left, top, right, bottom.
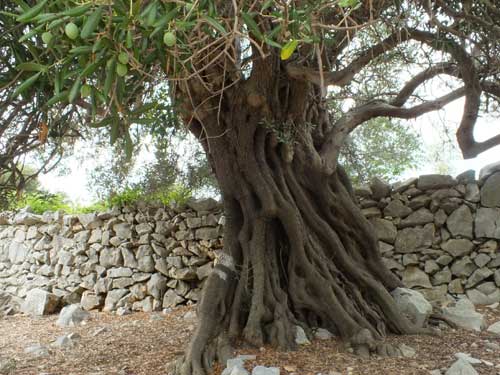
116, 63, 128, 77
65, 22, 79, 40
80, 84, 92, 98
41, 31, 53, 45
163, 31, 176, 47
118, 52, 129, 65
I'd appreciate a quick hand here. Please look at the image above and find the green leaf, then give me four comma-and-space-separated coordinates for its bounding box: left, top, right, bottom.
68, 78, 81, 103
124, 128, 133, 160
338, 0, 360, 8
45, 90, 68, 106
61, 4, 92, 17
241, 12, 264, 41
16, 62, 48, 72
80, 60, 102, 78
202, 15, 226, 34
18, 24, 44, 42
16, 0, 48, 22
69, 46, 93, 55
11, 72, 41, 98
265, 38, 282, 49
110, 117, 120, 144
280, 39, 298, 60
80, 7, 102, 39
90, 116, 115, 128
103, 57, 116, 96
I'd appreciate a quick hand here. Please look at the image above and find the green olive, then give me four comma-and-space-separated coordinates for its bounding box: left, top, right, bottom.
65, 22, 79, 40
80, 84, 92, 98
116, 63, 128, 77
118, 52, 129, 65
41, 31, 53, 45
163, 31, 176, 47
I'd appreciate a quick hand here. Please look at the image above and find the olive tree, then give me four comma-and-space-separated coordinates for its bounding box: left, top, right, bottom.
7, 1, 500, 373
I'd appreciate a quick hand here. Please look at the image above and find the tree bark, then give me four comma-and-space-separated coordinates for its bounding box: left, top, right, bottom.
173, 81, 432, 375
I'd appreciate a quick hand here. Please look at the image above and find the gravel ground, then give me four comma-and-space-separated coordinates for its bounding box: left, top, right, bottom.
0, 304, 499, 375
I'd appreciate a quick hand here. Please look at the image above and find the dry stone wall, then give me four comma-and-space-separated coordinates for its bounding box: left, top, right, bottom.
0, 167, 499, 313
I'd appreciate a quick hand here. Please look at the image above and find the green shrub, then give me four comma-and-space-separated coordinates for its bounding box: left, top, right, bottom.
71, 201, 109, 213
15, 191, 70, 214
108, 187, 144, 207
151, 185, 192, 206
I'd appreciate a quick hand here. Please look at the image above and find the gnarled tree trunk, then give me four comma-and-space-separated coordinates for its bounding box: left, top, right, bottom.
174, 73, 432, 375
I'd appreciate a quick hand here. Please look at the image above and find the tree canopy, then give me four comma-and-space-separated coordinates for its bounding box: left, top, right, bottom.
4, 1, 500, 374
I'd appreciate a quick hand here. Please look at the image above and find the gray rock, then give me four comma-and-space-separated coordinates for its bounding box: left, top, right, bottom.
432, 268, 452, 286
56, 304, 90, 327
441, 239, 474, 258
355, 185, 372, 198
21, 289, 59, 316
370, 218, 397, 244
107, 267, 133, 278
481, 172, 500, 207
393, 177, 417, 193
391, 287, 432, 328
465, 183, 480, 203
24, 343, 49, 358
451, 257, 477, 277
398, 344, 416, 358
402, 266, 432, 289
80, 291, 103, 311
402, 254, 419, 266
196, 262, 213, 280
137, 255, 155, 273
187, 198, 219, 212
444, 359, 478, 375
103, 289, 129, 311
474, 208, 500, 239
448, 279, 464, 294
163, 290, 184, 308
486, 321, 500, 335
252, 366, 280, 375
384, 200, 412, 218
454, 353, 481, 365
424, 260, 441, 274
399, 209, 434, 228
456, 170, 476, 184
370, 177, 391, 200
442, 299, 485, 332
395, 224, 434, 253
495, 269, 500, 287
466, 289, 500, 305
195, 227, 220, 240
417, 174, 456, 190
446, 205, 473, 239
314, 328, 334, 340
99, 248, 123, 268
147, 273, 167, 301
113, 223, 132, 239
466, 268, 494, 289
52, 333, 79, 348
295, 325, 310, 345
479, 160, 500, 181
13, 212, 43, 226
121, 248, 138, 269
473, 253, 491, 268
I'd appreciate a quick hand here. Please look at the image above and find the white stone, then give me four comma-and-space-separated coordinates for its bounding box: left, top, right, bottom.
252, 366, 280, 375
486, 321, 500, 335
57, 304, 90, 327
295, 325, 310, 345
391, 287, 432, 328
444, 359, 478, 375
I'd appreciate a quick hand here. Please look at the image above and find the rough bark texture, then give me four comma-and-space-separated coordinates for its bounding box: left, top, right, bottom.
173, 69, 433, 375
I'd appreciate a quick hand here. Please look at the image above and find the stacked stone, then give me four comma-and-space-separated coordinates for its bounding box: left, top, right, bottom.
0, 198, 223, 312
1, 168, 499, 313
357, 167, 500, 305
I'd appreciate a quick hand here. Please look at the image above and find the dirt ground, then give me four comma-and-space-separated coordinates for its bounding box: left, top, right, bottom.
0, 304, 499, 375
